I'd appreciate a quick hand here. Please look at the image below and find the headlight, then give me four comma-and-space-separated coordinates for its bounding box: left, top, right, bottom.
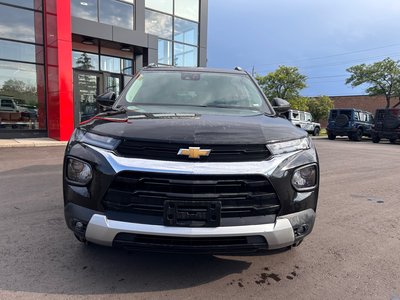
69, 128, 120, 150
267, 137, 310, 155
66, 158, 92, 185
292, 164, 317, 191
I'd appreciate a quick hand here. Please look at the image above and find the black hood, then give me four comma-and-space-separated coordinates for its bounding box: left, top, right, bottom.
82, 112, 306, 144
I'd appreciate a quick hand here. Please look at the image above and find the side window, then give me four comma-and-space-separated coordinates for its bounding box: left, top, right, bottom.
1, 99, 14, 108
353, 111, 359, 121
330, 111, 337, 120
292, 112, 300, 120
305, 113, 312, 121
300, 112, 305, 121
359, 112, 365, 122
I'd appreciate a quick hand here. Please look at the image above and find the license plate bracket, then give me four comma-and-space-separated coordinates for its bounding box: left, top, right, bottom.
164, 201, 221, 227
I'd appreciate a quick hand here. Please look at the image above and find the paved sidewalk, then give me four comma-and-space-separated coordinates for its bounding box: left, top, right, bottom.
0, 138, 67, 148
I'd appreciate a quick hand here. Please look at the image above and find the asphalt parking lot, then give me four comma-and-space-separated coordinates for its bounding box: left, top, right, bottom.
0, 138, 399, 300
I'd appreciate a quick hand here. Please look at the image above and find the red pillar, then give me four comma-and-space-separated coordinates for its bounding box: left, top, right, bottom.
44, 0, 74, 141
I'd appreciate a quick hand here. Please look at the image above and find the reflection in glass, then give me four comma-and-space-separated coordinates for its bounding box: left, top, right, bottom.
0, 0, 42, 10
71, 0, 98, 22
145, 0, 172, 14
101, 55, 121, 73
0, 61, 45, 130
174, 43, 197, 67
0, 5, 43, 43
106, 76, 120, 96
73, 51, 99, 70
158, 39, 172, 65
175, 0, 199, 21
76, 74, 99, 122
145, 10, 172, 40
122, 59, 133, 75
0, 40, 43, 64
174, 17, 198, 46
99, 0, 134, 30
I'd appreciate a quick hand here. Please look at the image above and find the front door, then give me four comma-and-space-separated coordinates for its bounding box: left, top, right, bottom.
73, 71, 126, 126
73, 71, 102, 126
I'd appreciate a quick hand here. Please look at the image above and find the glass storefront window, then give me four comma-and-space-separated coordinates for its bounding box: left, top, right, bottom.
174, 17, 198, 46
122, 59, 133, 75
101, 55, 121, 73
174, 43, 197, 67
72, 51, 99, 70
71, 0, 98, 22
0, 4, 43, 43
0, 0, 42, 10
145, 10, 173, 40
0, 61, 45, 130
145, 0, 172, 14
0, 40, 44, 64
158, 39, 172, 65
174, 0, 199, 22
99, 0, 134, 30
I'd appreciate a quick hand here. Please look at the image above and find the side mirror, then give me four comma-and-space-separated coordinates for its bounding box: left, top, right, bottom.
271, 97, 290, 114
96, 91, 116, 109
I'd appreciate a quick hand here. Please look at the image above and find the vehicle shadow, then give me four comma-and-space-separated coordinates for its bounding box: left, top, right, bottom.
0, 215, 256, 295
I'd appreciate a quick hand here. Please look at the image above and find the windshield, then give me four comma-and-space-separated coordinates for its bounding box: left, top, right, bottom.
116, 70, 272, 115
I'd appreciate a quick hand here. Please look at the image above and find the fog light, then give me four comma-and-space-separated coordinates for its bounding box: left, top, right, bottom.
292, 164, 317, 191
67, 158, 92, 184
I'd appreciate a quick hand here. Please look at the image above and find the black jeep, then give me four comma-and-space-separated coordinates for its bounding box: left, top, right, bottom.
326, 108, 374, 141
371, 108, 400, 144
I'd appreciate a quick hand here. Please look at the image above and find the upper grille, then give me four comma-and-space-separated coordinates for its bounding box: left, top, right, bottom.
103, 171, 280, 219
115, 140, 271, 162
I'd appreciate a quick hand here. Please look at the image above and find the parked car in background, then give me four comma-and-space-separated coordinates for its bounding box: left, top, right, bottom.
283, 109, 321, 136
371, 108, 400, 144
326, 108, 374, 141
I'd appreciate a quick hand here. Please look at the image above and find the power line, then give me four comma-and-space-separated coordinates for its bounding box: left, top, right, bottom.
254, 53, 400, 75
244, 43, 400, 69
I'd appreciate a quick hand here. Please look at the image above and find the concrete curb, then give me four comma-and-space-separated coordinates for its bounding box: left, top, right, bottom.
0, 138, 68, 148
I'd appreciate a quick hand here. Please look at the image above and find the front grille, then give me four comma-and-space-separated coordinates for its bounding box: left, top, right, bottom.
112, 233, 268, 253
103, 172, 280, 219
115, 140, 271, 162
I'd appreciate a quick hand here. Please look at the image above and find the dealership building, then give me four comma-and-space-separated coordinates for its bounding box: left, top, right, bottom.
0, 0, 208, 140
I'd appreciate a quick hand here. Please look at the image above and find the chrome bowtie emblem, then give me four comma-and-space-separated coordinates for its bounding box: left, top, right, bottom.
177, 147, 211, 159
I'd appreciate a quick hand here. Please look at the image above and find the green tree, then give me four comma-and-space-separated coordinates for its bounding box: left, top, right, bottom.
308, 95, 334, 122
76, 53, 94, 70
0, 79, 37, 106
287, 97, 310, 111
346, 57, 400, 108
256, 66, 307, 100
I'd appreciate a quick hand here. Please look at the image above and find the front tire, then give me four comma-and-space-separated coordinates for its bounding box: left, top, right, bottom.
352, 129, 362, 141
372, 136, 380, 143
328, 133, 336, 140
312, 127, 320, 136
390, 138, 397, 144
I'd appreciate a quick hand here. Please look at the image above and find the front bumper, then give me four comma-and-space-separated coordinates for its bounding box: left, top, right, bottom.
64, 142, 319, 252
66, 203, 315, 251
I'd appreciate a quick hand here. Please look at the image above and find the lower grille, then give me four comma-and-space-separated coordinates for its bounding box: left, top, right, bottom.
113, 233, 268, 253
103, 172, 280, 219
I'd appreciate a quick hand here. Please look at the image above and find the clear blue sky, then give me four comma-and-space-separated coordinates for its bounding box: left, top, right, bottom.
207, 0, 400, 97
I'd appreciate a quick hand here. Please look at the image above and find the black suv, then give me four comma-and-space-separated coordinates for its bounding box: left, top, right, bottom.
326, 108, 374, 141
371, 108, 400, 144
63, 66, 319, 253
